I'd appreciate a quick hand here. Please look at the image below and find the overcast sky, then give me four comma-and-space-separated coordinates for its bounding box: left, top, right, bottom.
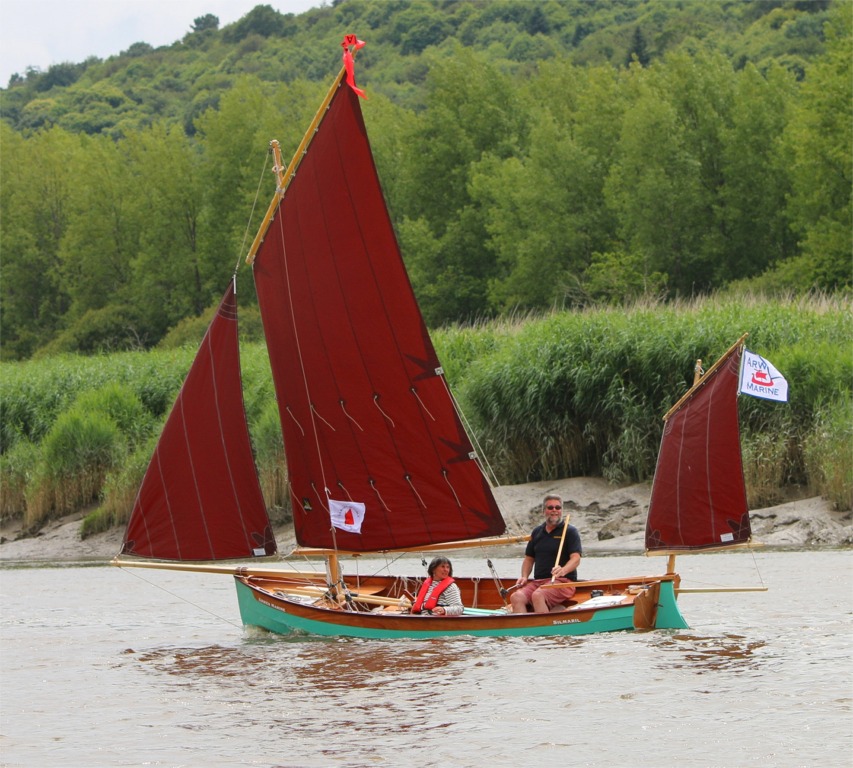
0, 0, 324, 86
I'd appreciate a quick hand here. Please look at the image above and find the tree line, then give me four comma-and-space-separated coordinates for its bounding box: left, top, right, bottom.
0, 1, 849, 360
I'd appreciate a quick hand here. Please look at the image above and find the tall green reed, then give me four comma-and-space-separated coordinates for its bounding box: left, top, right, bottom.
252, 400, 289, 521
803, 395, 853, 511
25, 410, 125, 527
458, 295, 851, 507
4, 292, 850, 536
0, 440, 38, 520
81, 436, 159, 539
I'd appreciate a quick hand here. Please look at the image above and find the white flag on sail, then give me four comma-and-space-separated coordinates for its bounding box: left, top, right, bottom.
328, 499, 366, 534
739, 349, 789, 402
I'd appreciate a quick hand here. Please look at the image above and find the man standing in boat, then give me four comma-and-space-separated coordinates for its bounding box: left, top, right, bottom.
510, 495, 582, 613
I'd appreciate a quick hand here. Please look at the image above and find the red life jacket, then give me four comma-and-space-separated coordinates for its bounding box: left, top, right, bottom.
412, 577, 455, 613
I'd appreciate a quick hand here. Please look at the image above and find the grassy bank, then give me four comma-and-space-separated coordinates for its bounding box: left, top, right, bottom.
1, 293, 850, 538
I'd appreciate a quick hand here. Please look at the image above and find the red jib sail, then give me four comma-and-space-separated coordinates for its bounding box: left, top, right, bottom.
645, 344, 750, 552
121, 282, 275, 560
252, 77, 505, 552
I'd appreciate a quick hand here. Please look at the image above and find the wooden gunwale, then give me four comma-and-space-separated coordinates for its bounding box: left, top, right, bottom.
240, 573, 675, 615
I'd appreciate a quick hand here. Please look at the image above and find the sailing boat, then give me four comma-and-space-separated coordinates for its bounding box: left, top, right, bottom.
115, 38, 769, 638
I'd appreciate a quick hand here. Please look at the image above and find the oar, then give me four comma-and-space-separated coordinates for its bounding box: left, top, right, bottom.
551, 513, 570, 583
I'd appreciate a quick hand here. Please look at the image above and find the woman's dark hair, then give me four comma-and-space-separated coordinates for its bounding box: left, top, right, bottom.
427, 556, 453, 578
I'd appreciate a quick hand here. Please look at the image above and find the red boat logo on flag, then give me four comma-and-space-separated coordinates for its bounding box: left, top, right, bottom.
739, 349, 789, 403
751, 370, 772, 386
328, 499, 366, 534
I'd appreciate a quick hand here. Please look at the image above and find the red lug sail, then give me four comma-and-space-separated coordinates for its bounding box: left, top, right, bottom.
645, 344, 750, 552
121, 283, 275, 560
253, 79, 505, 552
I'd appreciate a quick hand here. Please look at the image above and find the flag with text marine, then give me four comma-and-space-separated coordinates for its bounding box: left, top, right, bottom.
739, 349, 789, 402
328, 499, 366, 534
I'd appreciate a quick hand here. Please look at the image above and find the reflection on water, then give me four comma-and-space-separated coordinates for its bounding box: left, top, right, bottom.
135, 644, 262, 679
130, 636, 495, 698
2, 552, 851, 768
292, 638, 476, 689
652, 632, 768, 674
126, 637, 489, 761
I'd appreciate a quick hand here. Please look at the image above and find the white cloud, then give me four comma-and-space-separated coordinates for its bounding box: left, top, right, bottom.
0, 0, 324, 86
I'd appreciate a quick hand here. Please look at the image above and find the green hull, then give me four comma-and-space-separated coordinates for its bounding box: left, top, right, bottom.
650, 580, 689, 629
234, 578, 688, 639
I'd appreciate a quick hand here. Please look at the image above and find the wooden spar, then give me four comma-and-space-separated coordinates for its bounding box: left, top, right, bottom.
113, 557, 412, 606
244, 142, 284, 266
327, 551, 341, 592
110, 557, 323, 581
265, 583, 411, 607
245, 64, 348, 266
551, 512, 570, 583
663, 332, 749, 422
290, 534, 530, 558
537, 575, 669, 590
645, 540, 763, 557
657, 544, 768, 575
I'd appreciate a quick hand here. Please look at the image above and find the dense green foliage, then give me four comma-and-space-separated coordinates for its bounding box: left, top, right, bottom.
456, 295, 851, 498
1, 296, 850, 534
802, 394, 853, 511
1, 1, 850, 360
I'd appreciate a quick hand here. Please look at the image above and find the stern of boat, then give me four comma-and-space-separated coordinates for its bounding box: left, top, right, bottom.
647, 575, 689, 630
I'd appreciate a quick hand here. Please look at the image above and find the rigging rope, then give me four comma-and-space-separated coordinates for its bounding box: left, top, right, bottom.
234, 151, 272, 274
750, 546, 767, 589
273, 193, 333, 519
676, 548, 767, 591
439, 375, 501, 489
116, 565, 243, 629
437, 375, 532, 533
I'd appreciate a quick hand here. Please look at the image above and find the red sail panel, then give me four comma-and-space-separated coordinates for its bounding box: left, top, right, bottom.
253, 82, 505, 552
121, 283, 276, 560
645, 346, 751, 552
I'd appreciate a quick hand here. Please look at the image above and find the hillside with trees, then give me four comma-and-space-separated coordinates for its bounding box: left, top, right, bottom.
1, 0, 850, 360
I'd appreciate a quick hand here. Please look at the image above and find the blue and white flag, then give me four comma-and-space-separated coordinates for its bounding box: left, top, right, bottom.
328, 499, 366, 534
739, 349, 788, 402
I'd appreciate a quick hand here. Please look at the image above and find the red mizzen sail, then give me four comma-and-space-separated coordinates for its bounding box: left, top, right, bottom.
121, 282, 275, 560
252, 75, 505, 552
645, 343, 750, 552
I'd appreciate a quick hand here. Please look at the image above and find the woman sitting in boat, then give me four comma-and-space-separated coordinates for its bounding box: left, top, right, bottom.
411, 557, 464, 616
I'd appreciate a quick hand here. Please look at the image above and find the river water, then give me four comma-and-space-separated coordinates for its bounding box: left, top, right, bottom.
1, 550, 850, 768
